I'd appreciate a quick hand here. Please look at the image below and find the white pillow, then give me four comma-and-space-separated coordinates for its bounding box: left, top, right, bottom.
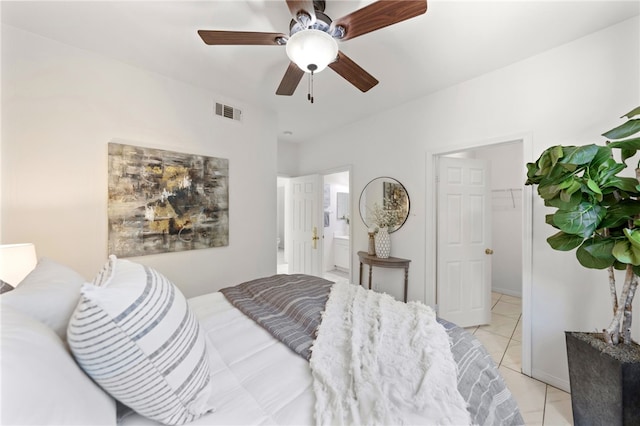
67, 256, 214, 425
0, 257, 85, 340
0, 305, 116, 425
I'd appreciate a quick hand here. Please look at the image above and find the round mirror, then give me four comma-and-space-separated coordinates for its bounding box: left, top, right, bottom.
359, 177, 410, 233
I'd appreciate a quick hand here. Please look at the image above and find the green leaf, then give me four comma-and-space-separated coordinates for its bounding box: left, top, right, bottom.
535, 146, 564, 176
603, 177, 640, 193
539, 163, 575, 187
621, 149, 635, 164
599, 201, 640, 229
622, 106, 640, 120
559, 144, 599, 166
554, 178, 581, 203
612, 240, 640, 266
591, 145, 613, 169
545, 213, 559, 229
596, 159, 625, 183
547, 231, 584, 251
607, 137, 640, 150
545, 190, 582, 210
576, 238, 616, 269
586, 178, 603, 201
525, 162, 540, 185
527, 146, 570, 184
548, 145, 564, 166
614, 260, 628, 270
553, 202, 606, 237
538, 183, 561, 200
623, 228, 640, 249
603, 119, 640, 140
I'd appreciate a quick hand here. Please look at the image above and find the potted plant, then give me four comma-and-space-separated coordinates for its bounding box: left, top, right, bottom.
525, 106, 640, 424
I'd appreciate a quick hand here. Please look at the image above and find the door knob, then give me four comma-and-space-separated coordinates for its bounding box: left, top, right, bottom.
312, 226, 320, 249
485, 248, 494, 255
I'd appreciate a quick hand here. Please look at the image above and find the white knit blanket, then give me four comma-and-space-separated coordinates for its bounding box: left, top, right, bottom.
309, 283, 471, 426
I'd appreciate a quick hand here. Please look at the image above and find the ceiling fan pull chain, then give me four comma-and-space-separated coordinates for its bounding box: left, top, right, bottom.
310, 71, 314, 104
307, 71, 315, 104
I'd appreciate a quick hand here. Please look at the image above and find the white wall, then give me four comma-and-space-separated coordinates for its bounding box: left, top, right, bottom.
1, 26, 278, 298
277, 140, 300, 176
295, 17, 640, 389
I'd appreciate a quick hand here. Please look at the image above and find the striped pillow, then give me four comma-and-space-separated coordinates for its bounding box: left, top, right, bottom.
67, 256, 214, 425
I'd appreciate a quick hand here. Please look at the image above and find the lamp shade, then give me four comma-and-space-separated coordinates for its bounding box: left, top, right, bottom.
0, 243, 37, 287
286, 29, 338, 73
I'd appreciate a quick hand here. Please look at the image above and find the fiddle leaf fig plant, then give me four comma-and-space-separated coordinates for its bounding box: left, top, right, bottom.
526, 106, 640, 346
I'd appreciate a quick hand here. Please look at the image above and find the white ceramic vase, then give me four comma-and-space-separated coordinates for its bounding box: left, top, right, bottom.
374, 227, 391, 258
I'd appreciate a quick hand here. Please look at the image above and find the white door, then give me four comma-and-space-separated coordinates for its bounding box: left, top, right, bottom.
437, 156, 492, 327
289, 174, 323, 276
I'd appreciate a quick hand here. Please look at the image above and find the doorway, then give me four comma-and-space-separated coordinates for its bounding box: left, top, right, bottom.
276, 168, 352, 284
427, 134, 533, 376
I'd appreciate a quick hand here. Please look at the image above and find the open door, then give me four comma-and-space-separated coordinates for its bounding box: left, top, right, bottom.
289, 174, 323, 276
437, 156, 492, 327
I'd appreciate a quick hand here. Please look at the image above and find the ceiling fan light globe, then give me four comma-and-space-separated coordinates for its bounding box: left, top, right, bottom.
286, 29, 338, 74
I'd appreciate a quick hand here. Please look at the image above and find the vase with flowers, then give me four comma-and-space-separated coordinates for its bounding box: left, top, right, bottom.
369, 203, 401, 258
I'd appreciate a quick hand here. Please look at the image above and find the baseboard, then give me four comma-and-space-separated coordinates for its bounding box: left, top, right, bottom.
491, 287, 522, 298
531, 368, 570, 393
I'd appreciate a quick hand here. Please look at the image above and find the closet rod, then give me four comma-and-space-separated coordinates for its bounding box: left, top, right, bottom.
491, 188, 523, 192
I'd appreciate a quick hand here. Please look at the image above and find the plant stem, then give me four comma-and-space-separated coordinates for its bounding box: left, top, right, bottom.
605, 265, 634, 345
607, 265, 619, 316
622, 274, 638, 344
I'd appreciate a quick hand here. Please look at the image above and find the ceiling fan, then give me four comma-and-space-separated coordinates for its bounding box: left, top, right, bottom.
198, 0, 428, 100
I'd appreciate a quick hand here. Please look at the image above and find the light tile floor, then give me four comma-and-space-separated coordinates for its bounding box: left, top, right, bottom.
465, 293, 574, 426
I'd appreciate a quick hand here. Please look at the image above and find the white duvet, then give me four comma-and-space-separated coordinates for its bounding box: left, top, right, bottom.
120, 292, 315, 425
120, 285, 470, 426
310, 283, 471, 426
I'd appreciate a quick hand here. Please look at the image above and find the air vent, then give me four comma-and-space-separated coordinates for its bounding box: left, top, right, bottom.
215, 102, 242, 122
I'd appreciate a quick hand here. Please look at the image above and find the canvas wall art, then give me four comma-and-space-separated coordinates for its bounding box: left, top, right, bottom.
108, 143, 229, 257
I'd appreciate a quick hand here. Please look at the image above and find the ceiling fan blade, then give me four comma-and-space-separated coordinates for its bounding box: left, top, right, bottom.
198, 30, 287, 46
276, 62, 305, 96
328, 51, 378, 93
332, 0, 427, 41
286, 0, 316, 24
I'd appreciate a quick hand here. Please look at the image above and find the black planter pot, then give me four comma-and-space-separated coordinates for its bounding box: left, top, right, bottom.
565, 332, 640, 425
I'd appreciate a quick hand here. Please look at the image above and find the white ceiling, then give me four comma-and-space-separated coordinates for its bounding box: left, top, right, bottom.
2, 1, 639, 143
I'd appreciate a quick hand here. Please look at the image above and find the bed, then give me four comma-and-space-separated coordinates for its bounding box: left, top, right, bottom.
0, 256, 523, 426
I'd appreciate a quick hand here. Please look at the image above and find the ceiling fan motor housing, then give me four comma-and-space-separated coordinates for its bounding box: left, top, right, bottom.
289, 10, 332, 36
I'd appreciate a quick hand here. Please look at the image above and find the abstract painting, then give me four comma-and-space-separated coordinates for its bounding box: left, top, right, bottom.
108, 143, 229, 257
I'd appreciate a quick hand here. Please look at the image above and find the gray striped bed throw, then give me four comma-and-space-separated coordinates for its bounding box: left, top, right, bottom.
438, 318, 524, 425
222, 274, 524, 426
220, 274, 334, 360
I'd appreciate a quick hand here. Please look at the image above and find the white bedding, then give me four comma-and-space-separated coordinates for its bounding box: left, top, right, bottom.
120, 292, 315, 426
310, 283, 471, 425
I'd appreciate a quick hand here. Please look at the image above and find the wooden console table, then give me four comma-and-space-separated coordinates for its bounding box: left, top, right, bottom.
357, 251, 411, 302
